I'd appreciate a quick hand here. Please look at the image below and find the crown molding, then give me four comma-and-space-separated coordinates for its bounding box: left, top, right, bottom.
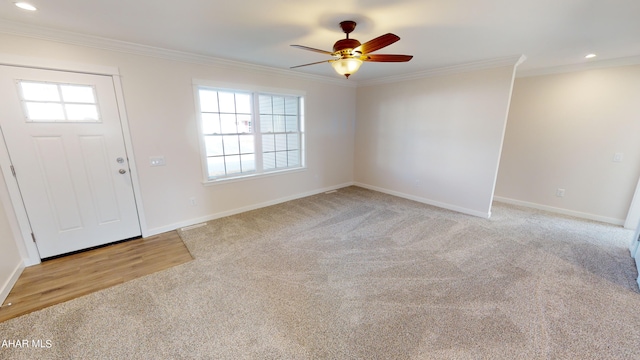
516, 55, 640, 78
0, 19, 356, 88
8, 17, 637, 86
357, 55, 526, 87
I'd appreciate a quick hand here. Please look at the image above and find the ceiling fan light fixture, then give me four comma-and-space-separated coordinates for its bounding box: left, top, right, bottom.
331, 58, 363, 78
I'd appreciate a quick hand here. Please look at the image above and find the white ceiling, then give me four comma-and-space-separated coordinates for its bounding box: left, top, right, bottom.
1, 0, 640, 81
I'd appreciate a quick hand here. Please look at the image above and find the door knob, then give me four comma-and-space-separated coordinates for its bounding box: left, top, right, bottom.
119, 169, 127, 174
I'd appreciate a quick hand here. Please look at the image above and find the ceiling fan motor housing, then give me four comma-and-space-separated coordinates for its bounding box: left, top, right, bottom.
333, 39, 361, 56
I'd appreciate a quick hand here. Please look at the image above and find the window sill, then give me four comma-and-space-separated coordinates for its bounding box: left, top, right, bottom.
202, 167, 307, 186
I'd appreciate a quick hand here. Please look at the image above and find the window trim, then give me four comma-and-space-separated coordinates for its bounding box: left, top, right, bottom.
192, 80, 306, 184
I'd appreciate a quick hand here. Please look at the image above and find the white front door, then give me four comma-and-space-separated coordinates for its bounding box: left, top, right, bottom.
0, 65, 141, 258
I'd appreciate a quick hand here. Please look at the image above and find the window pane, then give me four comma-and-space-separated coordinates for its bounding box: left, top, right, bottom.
237, 114, 252, 133
285, 97, 298, 115
205, 136, 224, 157
259, 95, 272, 114
197, 87, 303, 180
65, 104, 99, 121
287, 134, 299, 150
273, 115, 285, 132
25, 102, 65, 120
235, 93, 251, 114
260, 115, 273, 133
288, 150, 300, 167
275, 134, 287, 151
272, 96, 285, 114
225, 155, 241, 174
263, 152, 276, 170
220, 114, 237, 133
207, 156, 226, 177
241, 154, 255, 172
239, 135, 254, 154
285, 115, 298, 132
61, 85, 95, 103
199, 89, 219, 113
262, 134, 275, 152
223, 135, 239, 155
202, 113, 221, 134
20, 82, 60, 101
276, 151, 288, 168
218, 92, 235, 113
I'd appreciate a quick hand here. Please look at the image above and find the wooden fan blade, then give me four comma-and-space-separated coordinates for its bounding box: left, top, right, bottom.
290, 60, 332, 69
354, 33, 400, 54
362, 54, 413, 62
290, 45, 333, 55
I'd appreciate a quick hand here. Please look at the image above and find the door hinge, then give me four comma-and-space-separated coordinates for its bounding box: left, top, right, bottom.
31, 232, 36, 243
10, 165, 16, 177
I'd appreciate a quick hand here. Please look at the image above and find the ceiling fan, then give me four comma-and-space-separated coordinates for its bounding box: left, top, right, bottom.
290, 20, 413, 78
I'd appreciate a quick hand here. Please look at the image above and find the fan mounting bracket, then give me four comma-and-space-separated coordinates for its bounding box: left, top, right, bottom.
339, 21, 357, 36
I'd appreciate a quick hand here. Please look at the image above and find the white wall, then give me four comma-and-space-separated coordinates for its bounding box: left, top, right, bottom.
354, 66, 517, 217
0, 33, 356, 241
496, 65, 640, 224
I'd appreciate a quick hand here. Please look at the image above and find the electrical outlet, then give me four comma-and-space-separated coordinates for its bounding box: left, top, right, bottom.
189, 197, 197, 206
556, 188, 566, 197
613, 153, 624, 163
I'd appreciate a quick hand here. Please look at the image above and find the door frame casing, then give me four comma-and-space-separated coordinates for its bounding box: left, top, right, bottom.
625, 175, 640, 230
0, 54, 148, 266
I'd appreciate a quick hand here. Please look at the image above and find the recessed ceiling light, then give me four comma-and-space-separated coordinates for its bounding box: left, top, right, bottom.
585, 53, 597, 59
14, 2, 37, 11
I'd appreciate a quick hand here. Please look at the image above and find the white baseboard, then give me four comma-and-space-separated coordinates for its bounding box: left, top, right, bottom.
354, 182, 491, 219
144, 182, 355, 236
0, 260, 24, 306
493, 196, 625, 226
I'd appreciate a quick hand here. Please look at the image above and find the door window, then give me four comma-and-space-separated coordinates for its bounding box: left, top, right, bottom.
17, 80, 101, 122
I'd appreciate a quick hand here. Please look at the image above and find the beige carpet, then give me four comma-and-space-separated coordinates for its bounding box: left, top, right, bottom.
1, 186, 639, 359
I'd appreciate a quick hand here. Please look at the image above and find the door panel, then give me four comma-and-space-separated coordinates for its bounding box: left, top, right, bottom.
79, 135, 121, 224
34, 135, 84, 231
0, 65, 141, 258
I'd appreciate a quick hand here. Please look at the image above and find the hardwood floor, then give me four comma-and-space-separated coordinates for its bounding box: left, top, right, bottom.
0, 231, 193, 323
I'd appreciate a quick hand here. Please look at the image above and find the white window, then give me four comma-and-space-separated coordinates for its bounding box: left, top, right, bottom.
195, 85, 304, 182
17, 80, 100, 122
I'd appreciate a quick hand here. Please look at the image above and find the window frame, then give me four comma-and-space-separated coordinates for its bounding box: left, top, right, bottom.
193, 80, 306, 184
